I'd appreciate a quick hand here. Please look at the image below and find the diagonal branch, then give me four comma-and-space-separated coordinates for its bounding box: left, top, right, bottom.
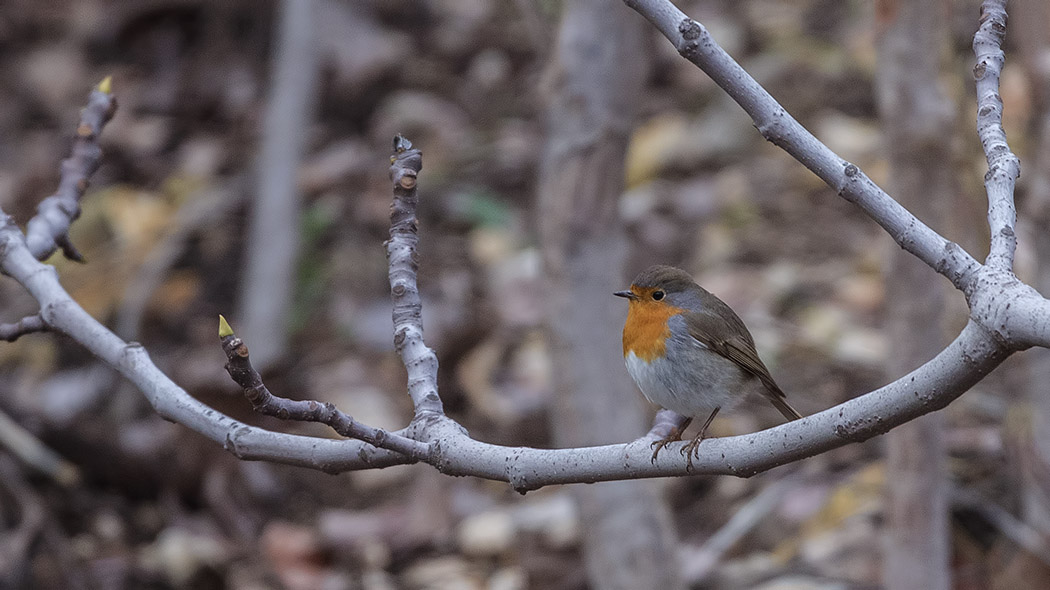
24, 78, 116, 262
622, 0, 982, 294
1, 212, 413, 473
974, 0, 1021, 270
218, 315, 431, 461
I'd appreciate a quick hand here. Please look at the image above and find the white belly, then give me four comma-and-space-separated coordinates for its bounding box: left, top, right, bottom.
624, 349, 740, 418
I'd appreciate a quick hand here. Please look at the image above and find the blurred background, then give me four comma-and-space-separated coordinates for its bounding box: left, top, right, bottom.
1, 0, 1049, 588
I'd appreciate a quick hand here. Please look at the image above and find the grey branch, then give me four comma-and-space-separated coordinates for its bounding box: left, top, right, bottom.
974, 1, 1021, 270
0, 314, 47, 342
1, 214, 412, 473
219, 322, 432, 461
623, 0, 981, 293
24, 81, 115, 262
387, 136, 444, 419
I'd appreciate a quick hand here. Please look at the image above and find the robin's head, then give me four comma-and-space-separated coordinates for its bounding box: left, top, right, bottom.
614, 265, 698, 308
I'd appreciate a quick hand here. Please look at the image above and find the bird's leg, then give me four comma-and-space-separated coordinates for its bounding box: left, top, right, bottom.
650, 417, 693, 463
681, 407, 720, 470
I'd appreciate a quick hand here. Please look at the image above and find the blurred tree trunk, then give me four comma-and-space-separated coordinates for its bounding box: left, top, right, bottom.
537, 2, 685, 589
1014, 0, 1050, 539
874, 1, 956, 589
237, 0, 319, 370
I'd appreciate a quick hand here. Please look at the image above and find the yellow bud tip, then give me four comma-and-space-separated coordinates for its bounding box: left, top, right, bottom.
218, 314, 234, 338
97, 76, 112, 95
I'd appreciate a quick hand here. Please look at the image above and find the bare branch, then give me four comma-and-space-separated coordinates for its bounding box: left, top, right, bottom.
387, 136, 443, 418
24, 79, 116, 262
0, 214, 412, 473
219, 317, 431, 461
622, 0, 981, 294
417, 321, 1009, 492
974, 0, 1021, 270
204, 134, 1011, 490
7, 5, 1050, 493
0, 314, 47, 342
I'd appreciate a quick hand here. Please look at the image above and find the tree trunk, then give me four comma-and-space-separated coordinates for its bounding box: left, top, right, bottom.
874, 1, 956, 588
237, 0, 319, 370
538, 2, 685, 589
1014, 0, 1050, 539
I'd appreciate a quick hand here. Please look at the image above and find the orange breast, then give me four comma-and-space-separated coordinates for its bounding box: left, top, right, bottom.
622, 300, 685, 362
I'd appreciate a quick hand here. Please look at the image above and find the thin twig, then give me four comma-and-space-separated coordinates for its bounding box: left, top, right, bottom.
24, 78, 116, 262
974, 0, 1021, 270
219, 316, 431, 461
0, 315, 47, 342
387, 136, 443, 419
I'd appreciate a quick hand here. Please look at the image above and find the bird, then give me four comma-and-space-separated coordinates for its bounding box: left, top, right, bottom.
615, 265, 803, 467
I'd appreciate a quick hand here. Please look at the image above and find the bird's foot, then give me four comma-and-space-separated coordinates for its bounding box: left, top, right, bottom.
650, 417, 692, 464
680, 432, 705, 470
679, 407, 720, 471
650, 435, 678, 463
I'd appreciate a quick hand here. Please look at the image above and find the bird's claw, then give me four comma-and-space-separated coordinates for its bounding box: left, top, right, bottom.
680, 436, 704, 470
649, 438, 675, 464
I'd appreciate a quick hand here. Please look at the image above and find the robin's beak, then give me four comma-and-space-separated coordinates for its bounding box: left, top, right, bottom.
614, 290, 637, 300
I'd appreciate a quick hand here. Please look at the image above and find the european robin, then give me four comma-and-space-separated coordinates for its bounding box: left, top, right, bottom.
615, 265, 803, 466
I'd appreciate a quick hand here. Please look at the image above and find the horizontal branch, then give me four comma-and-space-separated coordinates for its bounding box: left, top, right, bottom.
623, 0, 982, 294
0, 314, 47, 342
408, 321, 1007, 492
25, 79, 116, 262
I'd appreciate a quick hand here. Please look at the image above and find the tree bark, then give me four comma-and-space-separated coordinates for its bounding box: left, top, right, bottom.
538, 2, 685, 588
874, 1, 956, 588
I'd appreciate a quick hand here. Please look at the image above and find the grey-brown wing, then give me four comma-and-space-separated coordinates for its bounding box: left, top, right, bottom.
684, 309, 781, 394
684, 308, 803, 420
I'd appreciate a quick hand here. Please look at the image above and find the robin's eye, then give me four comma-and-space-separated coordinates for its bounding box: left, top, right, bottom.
652, 290, 665, 301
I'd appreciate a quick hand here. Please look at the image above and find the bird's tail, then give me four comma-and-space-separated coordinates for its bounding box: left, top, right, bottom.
767, 393, 804, 421
756, 373, 804, 421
